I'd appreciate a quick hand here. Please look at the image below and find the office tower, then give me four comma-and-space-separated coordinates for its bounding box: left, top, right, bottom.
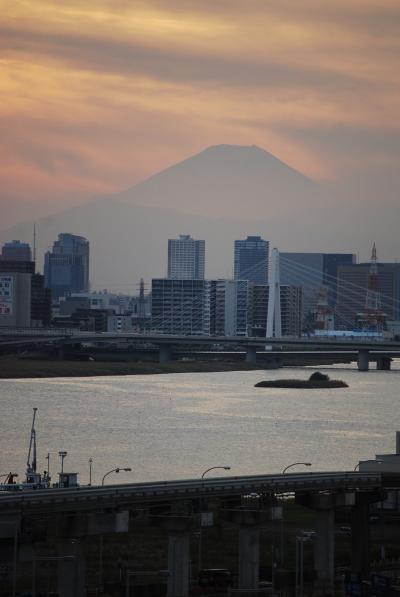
280, 252, 355, 325
234, 236, 269, 284
248, 284, 303, 337
44, 233, 90, 300
1, 240, 32, 261
168, 235, 205, 280
208, 279, 249, 336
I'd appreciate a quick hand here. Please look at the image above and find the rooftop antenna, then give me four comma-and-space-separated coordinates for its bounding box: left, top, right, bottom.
26, 407, 38, 474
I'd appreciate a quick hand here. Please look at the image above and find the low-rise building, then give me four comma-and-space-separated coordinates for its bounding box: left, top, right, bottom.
0, 260, 51, 327
0, 272, 32, 327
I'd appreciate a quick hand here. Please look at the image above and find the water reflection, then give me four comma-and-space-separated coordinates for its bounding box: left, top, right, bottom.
1, 364, 399, 485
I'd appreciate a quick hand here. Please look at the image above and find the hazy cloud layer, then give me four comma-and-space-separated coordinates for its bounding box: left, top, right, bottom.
0, 0, 400, 224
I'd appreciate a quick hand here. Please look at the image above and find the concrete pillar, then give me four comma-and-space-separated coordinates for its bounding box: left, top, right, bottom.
351, 499, 370, 580
167, 531, 190, 597
357, 349, 369, 372
57, 540, 86, 597
245, 346, 257, 364
238, 524, 260, 590
159, 344, 172, 363
377, 357, 391, 370
313, 508, 335, 597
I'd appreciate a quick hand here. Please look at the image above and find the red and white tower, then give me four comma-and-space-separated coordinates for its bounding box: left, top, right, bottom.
314, 285, 335, 331
356, 243, 386, 333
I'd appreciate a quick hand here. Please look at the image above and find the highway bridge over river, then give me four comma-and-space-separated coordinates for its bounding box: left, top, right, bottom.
1, 329, 400, 370
1, 470, 398, 596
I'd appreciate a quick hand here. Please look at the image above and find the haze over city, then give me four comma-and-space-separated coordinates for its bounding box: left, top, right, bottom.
1, 1, 399, 272
2, 4, 400, 594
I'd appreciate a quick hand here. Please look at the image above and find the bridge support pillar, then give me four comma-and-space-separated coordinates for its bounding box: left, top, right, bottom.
167, 530, 190, 597
300, 492, 355, 596
357, 349, 369, 372
57, 539, 86, 597
226, 510, 267, 590
313, 506, 335, 596
238, 523, 260, 590
377, 357, 391, 370
245, 346, 257, 365
350, 491, 384, 582
159, 344, 172, 364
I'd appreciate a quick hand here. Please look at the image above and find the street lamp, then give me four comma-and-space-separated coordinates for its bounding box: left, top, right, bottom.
198, 466, 231, 576
280, 462, 312, 568
101, 467, 132, 486
99, 466, 132, 590
354, 459, 383, 471
282, 462, 312, 475
58, 451, 67, 474
201, 466, 231, 480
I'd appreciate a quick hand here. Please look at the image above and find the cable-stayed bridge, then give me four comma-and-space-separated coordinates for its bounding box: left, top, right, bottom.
1, 328, 400, 370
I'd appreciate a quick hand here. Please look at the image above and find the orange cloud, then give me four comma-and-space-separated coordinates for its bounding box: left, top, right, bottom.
0, 0, 399, 223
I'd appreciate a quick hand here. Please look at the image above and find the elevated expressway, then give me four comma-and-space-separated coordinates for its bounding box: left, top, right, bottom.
1, 470, 398, 596
1, 329, 400, 370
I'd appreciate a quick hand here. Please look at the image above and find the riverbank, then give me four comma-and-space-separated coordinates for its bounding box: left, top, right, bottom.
0, 357, 264, 379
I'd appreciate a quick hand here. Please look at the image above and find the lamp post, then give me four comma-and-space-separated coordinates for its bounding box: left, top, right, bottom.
282, 462, 312, 475
295, 534, 312, 597
99, 466, 132, 590
280, 462, 312, 568
58, 451, 67, 475
101, 467, 132, 486
198, 466, 231, 577
88, 458, 93, 486
354, 459, 383, 471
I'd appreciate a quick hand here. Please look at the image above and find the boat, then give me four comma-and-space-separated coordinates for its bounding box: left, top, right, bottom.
0, 408, 79, 491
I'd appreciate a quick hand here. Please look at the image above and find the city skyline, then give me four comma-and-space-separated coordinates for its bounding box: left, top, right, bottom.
1, 142, 398, 292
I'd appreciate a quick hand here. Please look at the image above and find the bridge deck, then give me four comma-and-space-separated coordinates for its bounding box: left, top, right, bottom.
0, 471, 385, 514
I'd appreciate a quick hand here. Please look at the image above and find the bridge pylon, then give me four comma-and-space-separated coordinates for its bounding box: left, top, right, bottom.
266, 247, 282, 339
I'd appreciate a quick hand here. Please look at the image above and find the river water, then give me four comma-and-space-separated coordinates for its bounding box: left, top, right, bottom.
1, 363, 399, 486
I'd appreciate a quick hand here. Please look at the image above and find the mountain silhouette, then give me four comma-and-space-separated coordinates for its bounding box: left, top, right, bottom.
114, 144, 319, 217
1, 144, 373, 289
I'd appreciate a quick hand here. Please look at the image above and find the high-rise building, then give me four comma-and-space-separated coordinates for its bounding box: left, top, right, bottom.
234, 236, 269, 284
1, 240, 32, 261
44, 233, 90, 300
208, 279, 249, 336
280, 252, 355, 325
248, 284, 303, 337
150, 275, 303, 338
167, 235, 205, 280
151, 278, 209, 335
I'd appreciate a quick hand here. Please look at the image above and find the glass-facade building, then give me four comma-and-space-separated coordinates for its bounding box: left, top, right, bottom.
234, 236, 269, 284
44, 233, 90, 300
1, 240, 32, 262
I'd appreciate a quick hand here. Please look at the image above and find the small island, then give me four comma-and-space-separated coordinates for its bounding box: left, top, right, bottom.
254, 371, 348, 389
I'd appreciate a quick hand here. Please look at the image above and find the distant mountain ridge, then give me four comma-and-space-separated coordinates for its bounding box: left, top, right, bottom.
114, 144, 319, 217
1, 144, 393, 288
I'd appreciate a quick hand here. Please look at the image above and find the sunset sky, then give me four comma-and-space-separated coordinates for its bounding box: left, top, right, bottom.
1, 0, 400, 228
